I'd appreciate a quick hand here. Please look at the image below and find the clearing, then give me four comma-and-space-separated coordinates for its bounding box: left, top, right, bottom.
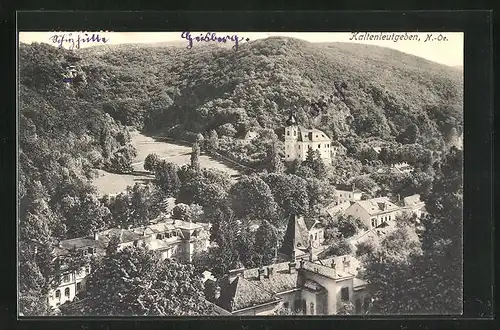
92, 131, 241, 196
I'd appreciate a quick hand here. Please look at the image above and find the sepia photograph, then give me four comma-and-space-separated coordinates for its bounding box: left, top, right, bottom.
18, 30, 464, 317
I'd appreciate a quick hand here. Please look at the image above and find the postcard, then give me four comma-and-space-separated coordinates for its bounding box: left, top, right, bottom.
18, 30, 464, 317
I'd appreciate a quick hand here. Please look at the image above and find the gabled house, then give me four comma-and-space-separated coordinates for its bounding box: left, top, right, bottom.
402, 194, 427, 219
45, 215, 210, 308
344, 197, 402, 229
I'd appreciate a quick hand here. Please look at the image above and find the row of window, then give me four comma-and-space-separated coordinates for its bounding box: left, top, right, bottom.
370, 215, 391, 227
309, 231, 323, 241
156, 231, 179, 240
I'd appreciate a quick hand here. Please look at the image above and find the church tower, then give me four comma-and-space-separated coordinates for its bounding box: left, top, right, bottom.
284, 112, 299, 161
278, 211, 310, 262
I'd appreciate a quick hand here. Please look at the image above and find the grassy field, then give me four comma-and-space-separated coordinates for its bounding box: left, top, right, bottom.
92, 131, 241, 196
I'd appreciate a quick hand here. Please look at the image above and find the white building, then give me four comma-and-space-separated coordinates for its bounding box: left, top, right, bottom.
284, 113, 334, 165
344, 197, 402, 230
45, 216, 210, 308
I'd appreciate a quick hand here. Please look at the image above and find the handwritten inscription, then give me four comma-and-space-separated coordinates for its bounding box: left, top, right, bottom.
181, 32, 250, 51
49, 33, 108, 50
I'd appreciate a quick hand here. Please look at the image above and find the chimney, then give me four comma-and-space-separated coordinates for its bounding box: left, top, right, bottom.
289, 261, 296, 274
267, 266, 273, 278
93, 232, 99, 241
258, 267, 265, 280
228, 267, 245, 282
331, 259, 337, 277
342, 256, 350, 272
352, 182, 355, 192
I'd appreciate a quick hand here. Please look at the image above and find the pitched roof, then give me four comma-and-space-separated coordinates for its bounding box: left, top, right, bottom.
325, 201, 352, 217
403, 194, 424, 208
216, 275, 279, 312
278, 213, 310, 259
296, 126, 331, 142
243, 262, 299, 294
353, 197, 400, 216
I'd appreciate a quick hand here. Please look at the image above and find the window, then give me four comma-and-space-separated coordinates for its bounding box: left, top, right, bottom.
298, 145, 300, 149
355, 299, 362, 314
76, 282, 82, 291
310, 234, 313, 241
133, 240, 139, 246
283, 302, 289, 309
389, 215, 391, 221
293, 131, 296, 136
294, 299, 301, 312
87, 247, 94, 254
371, 218, 376, 227
302, 300, 307, 314
55, 290, 61, 299
172, 231, 177, 237
156, 234, 163, 239
65, 287, 70, 297
318, 144, 321, 148
63, 274, 70, 283
341, 287, 349, 301
287, 131, 290, 136
314, 233, 317, 240
310, 302, 315, 315
364, 297, 371, 313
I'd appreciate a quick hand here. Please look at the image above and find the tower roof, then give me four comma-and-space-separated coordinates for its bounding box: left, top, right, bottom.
278, 212, 310, 260
286, 112, 298, 126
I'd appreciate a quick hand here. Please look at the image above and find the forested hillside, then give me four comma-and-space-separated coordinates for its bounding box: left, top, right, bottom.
75, 37, 463, 146
18, 37, 464, 240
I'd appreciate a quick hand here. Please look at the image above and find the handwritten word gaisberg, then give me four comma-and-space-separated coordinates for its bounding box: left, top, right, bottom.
49, 33, 108, 50
181, 32, 250, 51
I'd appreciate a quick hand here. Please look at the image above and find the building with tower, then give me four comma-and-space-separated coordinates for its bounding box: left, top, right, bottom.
212, 212, 370, 315
284, 113, 336, 164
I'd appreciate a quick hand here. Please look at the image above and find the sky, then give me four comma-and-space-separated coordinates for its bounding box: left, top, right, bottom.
18, 31, 464, 67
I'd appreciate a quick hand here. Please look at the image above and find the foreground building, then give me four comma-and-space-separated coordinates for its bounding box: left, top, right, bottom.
46, 215, 210, 308
213, 212, 370, 315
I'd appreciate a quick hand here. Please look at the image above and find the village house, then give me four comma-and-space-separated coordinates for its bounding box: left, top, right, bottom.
391, 161, 414, 174
45, 215, 210, 308
402, 194, 427, 219
284, 113, 335, 164
212, 212, 370, 315
344, 197, 402, 230
333, 184, 363, 206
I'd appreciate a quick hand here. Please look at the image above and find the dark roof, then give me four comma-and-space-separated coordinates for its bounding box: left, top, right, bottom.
243, 262, 299, 294
278, 213, 310, 259
216, 275, 278, 312
286, 113, 297, 126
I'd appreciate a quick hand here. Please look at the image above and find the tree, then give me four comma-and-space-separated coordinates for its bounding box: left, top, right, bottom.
205, 130, 219, 150
154, 161, 181, 198
107, 144, 137, 174
63, 193, 111, 238
267, 141, 285, 173
81, 245, 215, 316
172, 203, 190, 220
397, 122, 420, 144
144, 153, 160, 173
260, 172, 309, 220
335, 214, 368, 238
229, 175, 278, 223
190, 142, 201, 172
253, 220, 279, 266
